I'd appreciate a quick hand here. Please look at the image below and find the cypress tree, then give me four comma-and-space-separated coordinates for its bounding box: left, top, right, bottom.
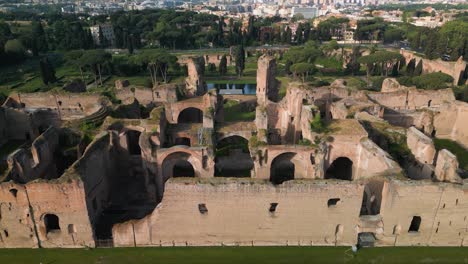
235, 45, 245, 77
219, 55, 227, 76
414, 60, 423, 76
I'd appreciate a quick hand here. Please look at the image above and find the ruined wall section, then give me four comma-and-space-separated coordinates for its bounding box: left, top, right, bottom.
69, 133, 116, 230
113, 179, 365, 247
0, 107, 34, 142
256, 55, 278, 105
116, 84, 179, 105
400, 50, 468, 85
185, 57, 206, 97
6, 127, 60, 183
378, 180, 468, 246
4, 92, 104, 120
368, 88, 455, 111
433, 101, 468, 148
0, 183, 38, 248
26, 180, 95, 248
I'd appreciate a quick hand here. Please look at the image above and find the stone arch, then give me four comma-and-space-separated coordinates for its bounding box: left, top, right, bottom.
215, 135, 253, 177
325, 157, 353, 181
177, 107, 203, 123
161, 151, 201, 181
270, 152, 296, 184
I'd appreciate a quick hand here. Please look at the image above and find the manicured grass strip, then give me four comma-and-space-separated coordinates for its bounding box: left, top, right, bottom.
223, 99, 255, 122
0, 246, 468, 264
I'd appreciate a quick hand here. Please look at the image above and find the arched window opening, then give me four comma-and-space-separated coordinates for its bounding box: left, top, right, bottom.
270, 153, 296, 185
177, 107, 203, 123
325, 157, 353, 181
44, 214, 61, 233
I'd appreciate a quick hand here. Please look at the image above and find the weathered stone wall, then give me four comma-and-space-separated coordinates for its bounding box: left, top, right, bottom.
407, 127, 436, 165
113, 178, 365, 247
116, 84, 179, 106
433, 101, 468, 148
400, 50, 468, 85
185, 57, 206, 97
6, 127, 60, 183
368, 88, 455, 111
0, 107, 34, 143
378, 180, 468, 246
26, 180, 95, 248
256, 55, 278, 105
0, 183, 38, 248
178, 54, 233, 67
4, 92, 104, 120
434, 149, 461, 184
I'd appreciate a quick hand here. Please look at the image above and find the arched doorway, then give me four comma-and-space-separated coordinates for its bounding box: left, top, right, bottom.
177, 107, 203, 123
215, 136, 253, 177
270, 152, 296, 184
44, 214, 60, 233
161, 152, 197, 181
325, 157, 353, 180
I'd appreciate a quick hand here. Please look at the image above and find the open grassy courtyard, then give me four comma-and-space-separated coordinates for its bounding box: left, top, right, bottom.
0, 246, 467, 264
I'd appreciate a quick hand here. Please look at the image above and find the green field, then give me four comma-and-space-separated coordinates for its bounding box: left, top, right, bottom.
0, 247, 467, 264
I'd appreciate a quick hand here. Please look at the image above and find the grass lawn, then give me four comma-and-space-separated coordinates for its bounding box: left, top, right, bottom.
433, 138, 468, 173
0, 246, 467, 264
223, 99, 255, 122
206, 77, 256, 84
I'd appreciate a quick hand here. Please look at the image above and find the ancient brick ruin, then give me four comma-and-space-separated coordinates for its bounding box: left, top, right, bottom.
0, 53, 467, 248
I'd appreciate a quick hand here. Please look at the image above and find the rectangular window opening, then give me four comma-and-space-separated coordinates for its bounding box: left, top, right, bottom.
328, 198, 340, 207
198, 203, 208, 214
269, 203, 278, 213
408, 216, 421, 233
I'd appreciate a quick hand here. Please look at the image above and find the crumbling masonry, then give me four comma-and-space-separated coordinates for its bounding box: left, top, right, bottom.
0, 54, 467, 248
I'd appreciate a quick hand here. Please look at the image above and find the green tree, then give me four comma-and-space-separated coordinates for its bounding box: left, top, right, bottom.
358, 51, 403, 86
79, 50, 112, 87
4, 39, 26, 57
414, 60, 423, 76
290, 62, 314, 83
346, 45, 361, 75
235, 45, 245, 77
31, 21, 48, 56
219, 55, 227, 76
134, 49, 178, 85
39, 57, 57, 85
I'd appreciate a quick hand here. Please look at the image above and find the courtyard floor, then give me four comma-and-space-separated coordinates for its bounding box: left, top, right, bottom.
0, 246, 467, 264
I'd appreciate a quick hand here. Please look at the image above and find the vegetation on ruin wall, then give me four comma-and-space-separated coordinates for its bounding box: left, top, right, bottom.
1, 247, 468, 264
434, 138, 468, 176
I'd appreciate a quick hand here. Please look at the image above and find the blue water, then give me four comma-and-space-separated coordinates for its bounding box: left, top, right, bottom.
207, 83, 256, 95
